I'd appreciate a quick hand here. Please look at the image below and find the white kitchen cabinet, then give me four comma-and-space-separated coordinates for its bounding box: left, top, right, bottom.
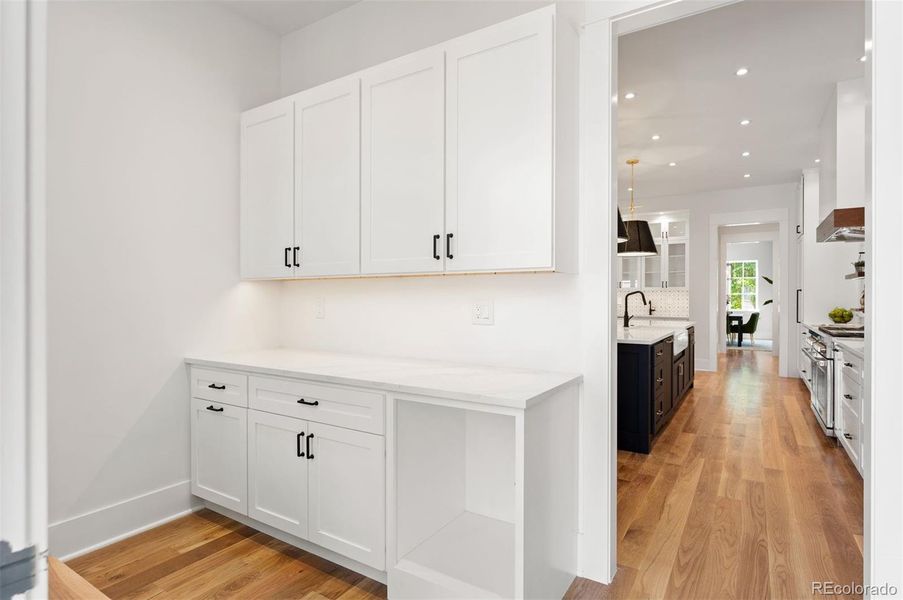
240, 99, 294, 279
835, 345, 866, 476
444, 9, 554, 272
308, 422, 386, 570
293, 77, 361, 277
190, 398, 247, 514
618, 213, 689, 289
247, 410, 309, 538
361, 50, 445, 275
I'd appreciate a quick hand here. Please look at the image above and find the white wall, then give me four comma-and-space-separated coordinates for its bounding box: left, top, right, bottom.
635, 182, 798, 371
46, 1, 283, 558
726, 240, 775, 341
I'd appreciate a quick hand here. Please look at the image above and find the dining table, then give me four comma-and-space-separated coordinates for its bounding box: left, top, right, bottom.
727, 313, 744, 346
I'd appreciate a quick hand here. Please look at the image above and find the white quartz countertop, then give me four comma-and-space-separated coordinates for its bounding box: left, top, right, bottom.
185, 349, 581, 410
834, 339, 865, 357
617, 320, 695, 345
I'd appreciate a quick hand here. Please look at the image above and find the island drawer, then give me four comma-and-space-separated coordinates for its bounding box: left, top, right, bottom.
190, 367, 248, 407
249, 375, 385, 434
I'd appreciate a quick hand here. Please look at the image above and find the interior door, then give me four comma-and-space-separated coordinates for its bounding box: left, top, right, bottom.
190, 398, 247, 514
247, 410, 309, 539
240, 99, 295, 279
361, 50, 445, 274
293, 77, 360, 277
307, 422, 385, 570
445, 9, 554, 272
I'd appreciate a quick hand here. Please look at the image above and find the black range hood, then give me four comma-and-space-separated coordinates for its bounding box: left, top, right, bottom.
817, 207, 865, 242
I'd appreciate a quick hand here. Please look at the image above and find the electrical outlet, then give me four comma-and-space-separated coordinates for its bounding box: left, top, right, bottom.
315, 297, 326, 319
472, 300, 494, 325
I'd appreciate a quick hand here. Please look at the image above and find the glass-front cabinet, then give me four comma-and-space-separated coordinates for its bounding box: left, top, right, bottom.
617, 212, 689, 289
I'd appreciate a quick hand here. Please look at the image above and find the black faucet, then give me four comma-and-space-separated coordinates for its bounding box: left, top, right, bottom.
623, 290, 647, 328
648, 300, 656, 316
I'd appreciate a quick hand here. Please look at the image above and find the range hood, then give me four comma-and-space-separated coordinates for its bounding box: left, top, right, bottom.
816, 207, 864, 242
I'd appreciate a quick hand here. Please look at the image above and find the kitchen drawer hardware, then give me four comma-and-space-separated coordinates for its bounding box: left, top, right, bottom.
446, 233, 454, 259
655, 409, 663, 416
293, 246, 300, 267
297, 398, 319, 407
843, 394, 853, 400
844, 432, 854, 440
206, 405, 224, 412
844, 362, 853, 367
297, 432, 306, 458
656, 377, 664, 384
284, 247, 291, 268
432, 234, 440, 260
208, 383, 226, 390
306, 433, 315, 460
656, 351, 663, 357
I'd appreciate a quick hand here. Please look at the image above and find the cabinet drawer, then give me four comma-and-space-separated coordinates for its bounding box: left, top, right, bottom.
191, 367, 248, 407
840, 351, 864, 384
249, 375, 385, 434
838, 400, 861, 469
840, 372, 862, 418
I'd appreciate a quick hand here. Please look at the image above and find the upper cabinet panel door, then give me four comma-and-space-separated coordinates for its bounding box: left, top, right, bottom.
360, 50, 445, 274
240, 99, 295, 279
294, 78, 361, 277
445, 10, 554, 272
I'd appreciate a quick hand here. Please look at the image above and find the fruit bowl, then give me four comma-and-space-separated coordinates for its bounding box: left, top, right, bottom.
828, 307, 854, 323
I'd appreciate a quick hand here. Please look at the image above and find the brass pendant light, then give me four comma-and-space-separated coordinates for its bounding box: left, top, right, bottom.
617, 159, 658, 256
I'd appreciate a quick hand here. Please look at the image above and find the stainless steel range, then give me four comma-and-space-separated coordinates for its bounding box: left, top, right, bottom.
801, 329, 835, 436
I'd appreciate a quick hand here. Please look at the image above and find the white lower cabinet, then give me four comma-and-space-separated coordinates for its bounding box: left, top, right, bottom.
247, 410, 309, 538
190, 398, 247, 514
308, 422, 386, 570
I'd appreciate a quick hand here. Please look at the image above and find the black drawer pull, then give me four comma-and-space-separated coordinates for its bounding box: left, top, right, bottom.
297, 432, 305, 457
306, 433, 315, 459
844, 362, 853, 367
433, 234, 440, 260
844, 433, 853, 440
656, 351, 663, 357
208, 383, 226, 390
656, 377, 664, 384
446, 233, 454, 259
297, 398, 319, 407
206, 405, 224, 412
843, 394, 853, 400
656, 409, 663, 416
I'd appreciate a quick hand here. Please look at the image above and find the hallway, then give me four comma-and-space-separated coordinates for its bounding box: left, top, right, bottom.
568, 350, 863, 599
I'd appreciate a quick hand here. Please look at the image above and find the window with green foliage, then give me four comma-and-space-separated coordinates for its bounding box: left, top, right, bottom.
726, 260, 758, 310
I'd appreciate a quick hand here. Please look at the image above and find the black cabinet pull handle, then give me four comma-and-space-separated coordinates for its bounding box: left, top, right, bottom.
844, 433, 853, 440
432, 234, 440, 260
297, 432, 305, 457
284, 247, 291, 268
293, 246, 300, 267
208, 383, 226, 390
446, 233, 454, 259
656, 377, 664, 384
844, 362, 853, 367
206, 405, 224, 412
297, 398, 319, 407
796, 289, 802, 324
656, 409, 663, 416
306, 433, 314, 460
843, 394, 853, 400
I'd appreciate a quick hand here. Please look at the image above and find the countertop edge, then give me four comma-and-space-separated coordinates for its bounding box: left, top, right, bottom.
185, 355, 583, 411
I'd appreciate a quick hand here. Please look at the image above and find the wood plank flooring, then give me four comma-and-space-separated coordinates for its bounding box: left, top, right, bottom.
62, 349, 862, 600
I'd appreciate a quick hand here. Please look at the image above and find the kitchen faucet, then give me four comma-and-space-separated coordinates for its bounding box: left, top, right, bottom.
623, 290, 647, 328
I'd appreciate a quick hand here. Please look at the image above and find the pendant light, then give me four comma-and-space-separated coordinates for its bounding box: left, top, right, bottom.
617, 208, 629, 243
617, 159, 659, 256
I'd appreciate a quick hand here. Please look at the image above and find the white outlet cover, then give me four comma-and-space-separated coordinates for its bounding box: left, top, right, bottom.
472, 300, 494, 325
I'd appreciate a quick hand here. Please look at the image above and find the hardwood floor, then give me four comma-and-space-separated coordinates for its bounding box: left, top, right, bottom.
63, 349, 862, 600
567, 349, 863, 599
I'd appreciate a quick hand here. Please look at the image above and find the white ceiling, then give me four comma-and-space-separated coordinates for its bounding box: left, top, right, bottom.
219, 0, 360, 36
617, 0, 865, 203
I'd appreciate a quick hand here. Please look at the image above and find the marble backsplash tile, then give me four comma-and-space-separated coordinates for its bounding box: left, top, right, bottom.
617, 288, 690, 318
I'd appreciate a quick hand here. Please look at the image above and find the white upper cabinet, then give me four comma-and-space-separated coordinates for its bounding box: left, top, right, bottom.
294, 78, 361, 277
444, 9, 554, 272
361, 50, 445, 274
240, 99, 294, 279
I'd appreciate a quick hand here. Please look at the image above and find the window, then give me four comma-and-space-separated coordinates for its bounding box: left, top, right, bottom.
726, 260, 758, 310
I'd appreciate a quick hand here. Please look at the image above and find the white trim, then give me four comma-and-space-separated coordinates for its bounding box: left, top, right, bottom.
694, 358, 715, 372
49, 480, 197, 560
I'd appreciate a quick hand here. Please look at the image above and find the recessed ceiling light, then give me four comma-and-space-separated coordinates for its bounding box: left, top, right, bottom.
624, 92, 636, 100
744, 173, 751, 178
740, 119, 751, 126
815, 158, 821, 163
627, 187, 633, 192
669, 162, 677, 167
736, 67, 749, 76
742, 151, 750, 157
859, 55, 868, 63
651, 134, 661, 141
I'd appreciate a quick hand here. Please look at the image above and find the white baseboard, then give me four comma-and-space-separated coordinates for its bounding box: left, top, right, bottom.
50, 480, 199, 561
695, 358, 715, 372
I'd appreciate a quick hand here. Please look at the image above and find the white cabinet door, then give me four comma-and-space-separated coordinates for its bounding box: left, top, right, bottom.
361, 50, 445, 274
445, 10, 554, 272
308, 422, 385, 570
241, 99, 295, 279
190, 398, 247, 514
294, 78, 360, 277
247, 410, 309, 538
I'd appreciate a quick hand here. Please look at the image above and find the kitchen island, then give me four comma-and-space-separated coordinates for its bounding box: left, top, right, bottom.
617, 321, 695, 453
